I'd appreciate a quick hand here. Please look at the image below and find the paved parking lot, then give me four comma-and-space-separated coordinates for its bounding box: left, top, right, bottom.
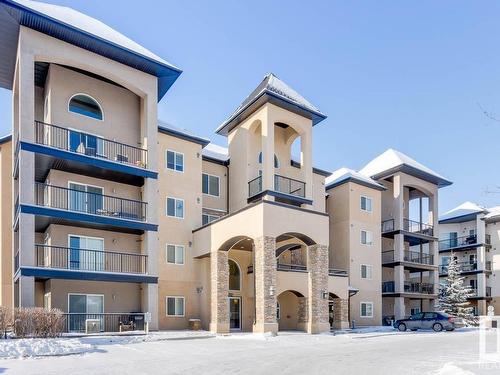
1, 329, 499, 374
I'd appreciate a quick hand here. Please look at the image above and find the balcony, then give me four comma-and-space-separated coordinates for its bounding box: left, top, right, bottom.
329, 268, 349, 277
18, 183, 156, 234
382, 250, 434, 265
439, 261, 491, 275
403, 219, 433, 236
439, 234, 479, 251
35, 244, 147, 275
62, 313, 146, 333
248, 175, 309, 205
18, 121, 156, 185
247, 263, 306, 273
382, 281, 435, 295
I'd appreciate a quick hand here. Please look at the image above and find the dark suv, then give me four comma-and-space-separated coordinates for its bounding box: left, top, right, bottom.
393, 312, 456, 332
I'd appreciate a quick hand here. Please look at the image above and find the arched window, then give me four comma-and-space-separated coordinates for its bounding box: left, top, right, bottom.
258, 152, 279, 168
68, 94, 103, 120
228, 259, 241, 291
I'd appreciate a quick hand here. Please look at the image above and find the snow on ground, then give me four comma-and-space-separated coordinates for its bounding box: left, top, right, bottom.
0, 328, 498, 374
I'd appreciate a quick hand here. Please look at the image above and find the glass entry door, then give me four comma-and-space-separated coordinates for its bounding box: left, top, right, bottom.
68, 294, 104, 332
229, 297, 241, 330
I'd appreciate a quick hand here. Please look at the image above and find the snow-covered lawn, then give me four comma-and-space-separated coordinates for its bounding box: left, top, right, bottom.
0, 328, 498, 374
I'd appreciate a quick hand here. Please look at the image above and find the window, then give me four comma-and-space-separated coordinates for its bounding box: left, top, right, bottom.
410, 308, 420, 315
360, 264, 373, 280
166, 296, 185, 316
166, 197, 184, 218
410, 312, 424, 320
258, 152, 279, 168
68, 182, 103, 214
360, 196, 373, 212
166, 150, 184, 172
202, 213, 219, 225
68, 94, 103, 120
229, 259, 241, 291
360, 302, 373, 318
361, 230, 373, 245
202, 174, 220, 196
68, 235, 104, 271
68, 293, 104, 331
166, 244, 184, 265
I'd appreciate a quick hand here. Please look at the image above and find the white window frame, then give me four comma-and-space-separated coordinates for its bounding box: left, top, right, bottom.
202, 173, 220, 197
67, 93, 104, 122
360, 302, 374, 318
202, 213, 219, 225
67, 293, 105, 313
166, 197, 184, 219
166, 296, 185, 317
360, 195, 373, 213
360, 230, 373, 245
166, 150, 184, 172
360, 264, 373, 280
166, 244, 185, 265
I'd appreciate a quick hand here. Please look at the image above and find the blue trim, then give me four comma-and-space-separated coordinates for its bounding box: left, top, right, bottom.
0, 134, 11, 145
20, 204, 158, 232
439, 212, 482, 224
20, 267, 158, 284
20, 141, 158, 179
0, 0, 181, 100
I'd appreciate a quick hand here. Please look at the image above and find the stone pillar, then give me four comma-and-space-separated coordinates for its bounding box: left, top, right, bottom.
333, 298, 349, 329
297, 296, 308, 332
394, 297, 406, 320
210, 250, 229, 334
307, 244, 329, 334
253, 236, 278, 334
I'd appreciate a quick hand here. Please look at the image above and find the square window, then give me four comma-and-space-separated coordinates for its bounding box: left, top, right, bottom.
166, 297, 185, 316
166, 150, 184, 172
202, 213, 219, 225
361, 230, 373, 245
361, 264, 373, 279
167, 245, 185, 265
360, 196, 373, 212
202, 174, 220, 196
166, 197, 184, 219
360, 302, 373, 318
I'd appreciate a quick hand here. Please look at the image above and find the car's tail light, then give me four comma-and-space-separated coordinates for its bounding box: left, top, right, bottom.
448, 317, 455, 323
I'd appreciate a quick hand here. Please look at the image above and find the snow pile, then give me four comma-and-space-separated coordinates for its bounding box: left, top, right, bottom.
440, 201, 485, 221
435, 363, 475, 375
202, 143, 229, 162
326, 167, 385, 190
0, 338, 94, 359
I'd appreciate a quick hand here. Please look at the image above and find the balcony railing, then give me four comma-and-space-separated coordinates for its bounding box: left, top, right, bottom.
329, 268, 349, 277
35, 121, 148, 168
439, 234, 478, 251
382, 281, 435, 294
486, 286, 492, 297
381, 250, 434, 265
274, 174, 305, 198
403, 219, 433, 236
486, 234, 491, 245
248, 175, 306, 198
35, 244, 147, 274
35, 183, 147, 221
381, 219, 395, 233
14, 251, 19, 272
62, 313, 145, 333
439, 261, 491, 274
247, 262, 308, 273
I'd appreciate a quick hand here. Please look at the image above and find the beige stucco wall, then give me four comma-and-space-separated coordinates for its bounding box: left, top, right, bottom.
487, 220, 500, 311
201, 159, 228, 214
0, 141, 12, 307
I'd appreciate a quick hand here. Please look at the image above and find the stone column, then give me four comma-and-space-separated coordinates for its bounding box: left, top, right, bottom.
297, 296, 308, 332
307, 244, 329, 334
333, 298, 349, 329
210, 250, 229, 334
253, 236, 278, 334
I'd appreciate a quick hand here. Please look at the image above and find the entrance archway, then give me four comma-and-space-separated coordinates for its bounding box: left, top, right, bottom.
277, 290, 307, 332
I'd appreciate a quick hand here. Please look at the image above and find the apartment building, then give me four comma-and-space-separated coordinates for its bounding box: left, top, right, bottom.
438, 202, 500, 316
0, 0, 351, 334
327, 150, 452, 324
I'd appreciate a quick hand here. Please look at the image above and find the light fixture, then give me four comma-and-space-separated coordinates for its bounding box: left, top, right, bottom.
322, 291, 329, 299
269, 285, 275, 296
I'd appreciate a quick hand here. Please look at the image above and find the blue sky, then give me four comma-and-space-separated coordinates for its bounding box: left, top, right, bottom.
1, 0, 499, 213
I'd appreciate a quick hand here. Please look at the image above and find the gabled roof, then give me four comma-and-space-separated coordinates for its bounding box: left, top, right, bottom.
325, 167, 386, 191
0, 0, 181, 100
158, 120, 210, 147
202, 143, 229, 164
216, 73, 326, 136
359, 148, 452, 188
439, 201, 486, 223
484, 206, 500, 222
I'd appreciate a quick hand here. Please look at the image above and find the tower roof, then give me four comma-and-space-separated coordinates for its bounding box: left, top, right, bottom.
216, 73, 326, 136
439, 201, 486, 223
325, 167, 386, 191
359, 148, 452, 188
0, 0, 181, 100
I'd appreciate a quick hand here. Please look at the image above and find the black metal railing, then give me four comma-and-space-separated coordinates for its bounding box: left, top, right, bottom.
439, 262, 478, 274
439, 234, 478, 250
13, 138, 20, 179
404, 281, 435, 294
14, 195, 20, 225
35, 183, 147, 221
381, 250, 433, 265
381, 219, 395, 233
247, 263, 308, 273
248, 174, 306, 198
382, 281, 395, 293
248, 176, 262, 198
62, 313, 145, 333
382, 281, 435, 294
14, 251, 19, 272
35, 121, 148, 168
329, 268, 349, 277
403, 219, 434, 236
274, 175, 305, 198
35, 244, 147, 274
